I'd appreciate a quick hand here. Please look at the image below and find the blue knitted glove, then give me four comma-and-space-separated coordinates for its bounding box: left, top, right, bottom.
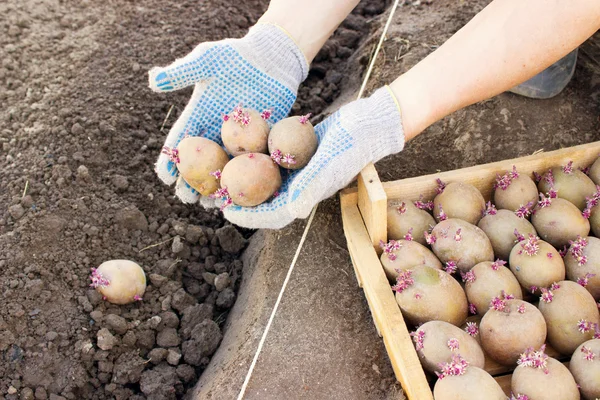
149, 24, 308, 205
222, 86, 405, 229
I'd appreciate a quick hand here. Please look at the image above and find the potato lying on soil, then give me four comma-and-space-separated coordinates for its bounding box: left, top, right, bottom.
221, 107, 269, 156
538, 280, 600, 355
538, 162, 596, 210
569, 339, 600, 400
511, 346, 579, 400
90, 260, 146, 305
493, 166, 538, 212
479, 298, 546, 365
564, 236, 600, 300
429, 219, 494, 274
379, 239, 442, 282
219, 153, 281, 207
387, 199, 436, 246
477, 207, 537, 261
463, 260, 523, 317
174, 136, 230, 196
531, 195, 590, 249
411, 321, 485, 374
268, 114, 317, 169
433, 180, 486, 225
509, 235, 565, 294
433, 355, 506, 400
393, 265, 468, 327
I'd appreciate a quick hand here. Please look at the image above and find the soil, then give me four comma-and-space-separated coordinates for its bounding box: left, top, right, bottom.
0, 0, 389, 399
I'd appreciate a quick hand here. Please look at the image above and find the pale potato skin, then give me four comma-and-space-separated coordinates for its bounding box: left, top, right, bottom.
539, 166, 597, 210
531, 198, 590, 249
387, 199, 436, 246
538, 280, 600, 355
176, 137, 230, 196
221, 109, 269, 156
395, 265, 468, 327
220, 153, 281, 207
480, 300, 546, 366
589, 157, 600, 185
564, 236, 600, 300
465, 261, 523, 317
415, 321, 485, 374
590, 203, 600, 237
95, 260, 146, 305
433, 182, 486, 225
494, 174, 538, 212
380, 239, 442, 282
477, 209, 537, 261
431, 219, 494, 273
569, 339, 600, 400
433, 366, 506, 400
509, 239, 565, 293
511, 357, 579, 400
268, 116, 317, 169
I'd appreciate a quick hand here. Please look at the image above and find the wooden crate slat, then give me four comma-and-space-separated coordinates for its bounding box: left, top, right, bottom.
341, 196, 433, 400
358, 163, 388, 253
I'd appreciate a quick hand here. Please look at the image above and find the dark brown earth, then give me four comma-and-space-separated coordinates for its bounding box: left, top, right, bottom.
1, 0, 599, 399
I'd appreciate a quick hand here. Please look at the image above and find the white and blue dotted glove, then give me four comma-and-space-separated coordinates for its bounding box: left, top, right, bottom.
222, 86, 406, 229
148, 24, 308, 206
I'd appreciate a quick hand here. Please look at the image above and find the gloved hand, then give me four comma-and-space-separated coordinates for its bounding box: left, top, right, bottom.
148, 24, 308, 206
221, 86, 405, 229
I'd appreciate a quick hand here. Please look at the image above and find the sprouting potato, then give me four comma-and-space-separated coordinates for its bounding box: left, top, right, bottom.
477, 208, 536, 261
509, 235, 565, 294
387, 199, 436, 246
430, 219, 494, 274
175, 137, 230, 196
479, 299, 546, 366
538, 162, 597, 210
219, 153, 281, 207
90, 260, 146, 305
433, 181, 486, 225
493, 165, 538, 212
268, 114, 317, 169
531, 195, 590, 249
221, 107, 270, 156
379, 239, 442, 282
569, 339, 600, 400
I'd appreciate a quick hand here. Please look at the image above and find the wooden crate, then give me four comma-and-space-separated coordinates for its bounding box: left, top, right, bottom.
340, 142, 600, 399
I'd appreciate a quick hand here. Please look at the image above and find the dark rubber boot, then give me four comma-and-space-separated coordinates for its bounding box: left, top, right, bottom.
508, 48, 578, 99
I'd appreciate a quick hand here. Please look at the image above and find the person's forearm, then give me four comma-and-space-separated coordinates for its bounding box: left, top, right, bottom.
390, 0, 600, 141
257, 0, 359, 63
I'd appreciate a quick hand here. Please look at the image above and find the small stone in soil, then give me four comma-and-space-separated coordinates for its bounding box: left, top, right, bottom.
97, 328, 118, 351
157, 312, 179, 331
176, 364, 196, 383
156, 328, 181, 347
216, 288, 236, 309
8, 204, 25, 220
112, 175, 129, 191
149, 274, 168, 288
135, 330, 156, 350
181, 320, 222, 366
105, 314, 128, 335
139, 364, 179, 399
167, 348, 181, 365
148, 348, 168, 365
171, 288, 196, 312
115, 206, 148, 232
215, 225, 246, 253
214, 273, 230, 292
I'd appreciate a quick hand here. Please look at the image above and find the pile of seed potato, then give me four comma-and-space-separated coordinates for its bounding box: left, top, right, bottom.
173, 106, 317, 208
381, 159, 600, 400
